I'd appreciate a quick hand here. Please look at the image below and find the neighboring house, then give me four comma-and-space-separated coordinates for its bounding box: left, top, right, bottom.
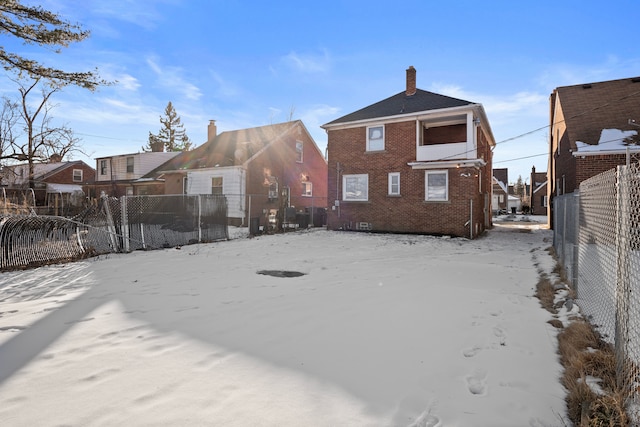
507, 194, 522, 214
528, 166, 548, 215
492, 168, 509, 214
151, 120, 328, 227
0, 160, 95, 212
548, 76, 640, 225
93, 152, 180, 197
321, 66, 495, 238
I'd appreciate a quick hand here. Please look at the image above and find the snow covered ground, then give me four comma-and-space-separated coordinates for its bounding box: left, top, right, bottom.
0, 218, 568, 426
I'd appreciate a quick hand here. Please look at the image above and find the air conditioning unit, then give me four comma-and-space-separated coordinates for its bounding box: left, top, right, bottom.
356, 222, 371, 231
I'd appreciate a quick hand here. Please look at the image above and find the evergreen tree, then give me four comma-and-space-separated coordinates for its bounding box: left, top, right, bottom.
514, 175, 524, 197
144, 102, 193, 152
0, 0, 108, 90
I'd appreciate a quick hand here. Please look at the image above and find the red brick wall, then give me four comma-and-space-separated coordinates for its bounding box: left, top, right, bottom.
576, 154, 628, 185
44, 163, 96, 185
327, 121, 491, 237
246, 127, 328, 219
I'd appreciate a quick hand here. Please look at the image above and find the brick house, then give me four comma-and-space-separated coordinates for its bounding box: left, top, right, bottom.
528, 166, 548, 215
548, 76, 640, 225
93, 152, 180, 198
322, 66, 495, 238
0, 159, 95, 213
492, 168, 509, 214
152, 120, 328, 228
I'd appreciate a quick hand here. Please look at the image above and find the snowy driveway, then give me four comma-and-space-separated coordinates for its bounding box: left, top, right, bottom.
0, 225, 566, 426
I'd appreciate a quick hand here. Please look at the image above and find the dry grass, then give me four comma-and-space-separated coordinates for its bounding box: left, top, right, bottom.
536, 250, 630, 426
535, 275, 557, 313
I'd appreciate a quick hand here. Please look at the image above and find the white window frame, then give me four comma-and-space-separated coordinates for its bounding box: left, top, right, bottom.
126, 156, 134, 173
343, 174, 368, 201
211, 176, 223, 195
425, 170, 448, 201
72, 169, 83, 182
99, 160, 107, 175
366, 125, 384, 151
302, 181, 312, 197
295, 141, 303, 163
542, 195, 548, 207
388, 172, 400, 196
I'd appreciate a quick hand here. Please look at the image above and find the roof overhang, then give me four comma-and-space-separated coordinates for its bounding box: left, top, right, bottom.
407, 159, 486, 170
322, 104, 479, 131
572, 147, 640, 157
46, 183, 84, 193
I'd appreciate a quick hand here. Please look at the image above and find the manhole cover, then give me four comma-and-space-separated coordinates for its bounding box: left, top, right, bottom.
257, 270, 306, 278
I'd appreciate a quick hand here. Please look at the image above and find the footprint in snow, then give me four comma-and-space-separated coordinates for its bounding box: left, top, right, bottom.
466, 369, 488, 396
410, 412, 441, 427
462, 346, 482, 358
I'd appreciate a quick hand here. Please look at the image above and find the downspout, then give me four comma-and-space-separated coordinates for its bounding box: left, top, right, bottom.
470, 199, 473, 239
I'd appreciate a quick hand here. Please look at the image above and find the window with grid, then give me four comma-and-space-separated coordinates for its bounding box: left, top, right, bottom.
100, 160, 107, 175
211, 177, 223, 194
72, 169, 83, 182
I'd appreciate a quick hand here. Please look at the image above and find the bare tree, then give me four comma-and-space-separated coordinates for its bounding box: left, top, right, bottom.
0, 0, 109, 90
1, 76, 83, 187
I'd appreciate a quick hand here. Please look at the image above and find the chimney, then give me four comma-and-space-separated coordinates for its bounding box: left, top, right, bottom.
208, 120, 217, 142
406, 66, 416, 96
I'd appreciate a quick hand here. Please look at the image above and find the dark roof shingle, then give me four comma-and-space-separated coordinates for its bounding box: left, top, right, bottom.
324, 89, 474, 126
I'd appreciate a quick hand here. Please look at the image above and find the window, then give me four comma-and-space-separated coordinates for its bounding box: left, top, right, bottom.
295, 141, 303, 163
72, 169, 82, 182
542, 195, 548, 207
302, 181, 312, 197
499, 194, 504, 203
343, 174, 368, 201
268, 176, 278, 199
211, 177, 223, 194
126, 157, 134, 173
388, 172, 400, 196
100, 160, 107, 175
425, 170, 448, 201
183, 176, 188, 194
126, 186, 134, 196
367, 125, 384, 151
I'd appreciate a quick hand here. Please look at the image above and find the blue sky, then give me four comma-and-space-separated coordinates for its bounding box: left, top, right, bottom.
2, 0, 639, 184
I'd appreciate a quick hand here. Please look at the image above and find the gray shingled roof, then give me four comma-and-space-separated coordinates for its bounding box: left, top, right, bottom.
324, 89, 475, 126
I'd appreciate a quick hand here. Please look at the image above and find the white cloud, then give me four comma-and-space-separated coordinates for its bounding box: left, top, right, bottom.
282, 49, 331, 73
429, 82, 547, 125
146, 57, 202, 101
111, 74, 141, 92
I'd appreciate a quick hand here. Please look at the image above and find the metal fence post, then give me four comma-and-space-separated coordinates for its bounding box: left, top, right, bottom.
198, 195, 202, 243
121, 196, 129, 253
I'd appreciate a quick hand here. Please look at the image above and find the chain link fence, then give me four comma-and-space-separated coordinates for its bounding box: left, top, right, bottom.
0, 194, 228, 271
554, 163, 640, 418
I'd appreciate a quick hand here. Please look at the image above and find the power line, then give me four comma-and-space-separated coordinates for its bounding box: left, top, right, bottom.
436, 89, 640, 163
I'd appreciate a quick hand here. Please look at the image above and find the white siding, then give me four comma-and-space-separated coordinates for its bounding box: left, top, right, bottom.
95, 152, 179, 182
186, 167, 246, 220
